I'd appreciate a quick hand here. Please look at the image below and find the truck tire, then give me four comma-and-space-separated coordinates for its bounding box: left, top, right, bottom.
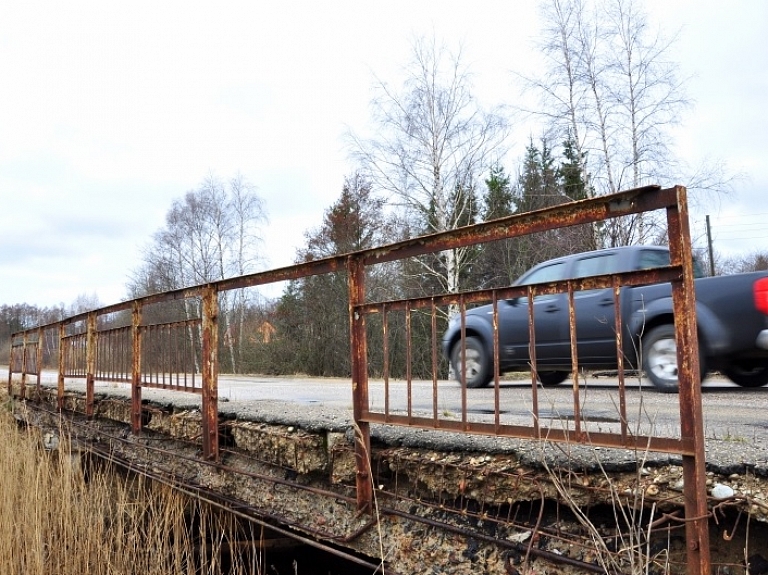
724, 361, 768, 387
642, 324, 707, 393
537, 371, 569, 386
451, 337, 492, 388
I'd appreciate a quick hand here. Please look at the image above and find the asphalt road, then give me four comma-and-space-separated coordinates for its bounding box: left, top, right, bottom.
219, 376, 768, 441
17, 368, 768, 432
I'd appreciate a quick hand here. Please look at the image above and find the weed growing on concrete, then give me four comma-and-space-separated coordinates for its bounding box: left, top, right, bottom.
353, 422, 387, 574
529, 358, 674, 574
536, 423, 670, 572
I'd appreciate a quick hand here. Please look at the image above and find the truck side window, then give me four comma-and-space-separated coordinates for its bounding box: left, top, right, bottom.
572, 253, 619, 278
516, 262, 567, 303
522, 262, 567, 284
639, 250, 670, 270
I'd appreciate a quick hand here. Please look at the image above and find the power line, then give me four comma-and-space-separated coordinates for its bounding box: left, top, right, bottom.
716, 211, 768, 221
702, 213, 768, 257
715, 222, 767, 230
718, 235, 768, 242
715, 234, 768, 241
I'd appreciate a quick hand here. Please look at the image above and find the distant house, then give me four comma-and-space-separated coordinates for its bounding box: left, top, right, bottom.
256, 320, 276, 344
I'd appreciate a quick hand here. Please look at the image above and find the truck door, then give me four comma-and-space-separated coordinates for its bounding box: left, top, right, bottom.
571, 253, 622, 366
499, 261, 570, 366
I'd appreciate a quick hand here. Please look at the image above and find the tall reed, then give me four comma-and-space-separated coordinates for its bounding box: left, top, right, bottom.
0, 399, 258, 575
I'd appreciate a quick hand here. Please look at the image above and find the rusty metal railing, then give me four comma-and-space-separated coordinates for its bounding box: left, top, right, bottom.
7, 184, 710, 574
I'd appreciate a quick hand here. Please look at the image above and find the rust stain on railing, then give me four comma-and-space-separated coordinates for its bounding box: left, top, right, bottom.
7, 184, 711, 574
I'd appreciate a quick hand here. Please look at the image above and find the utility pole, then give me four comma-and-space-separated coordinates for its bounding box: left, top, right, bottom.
706, 215, 715, 276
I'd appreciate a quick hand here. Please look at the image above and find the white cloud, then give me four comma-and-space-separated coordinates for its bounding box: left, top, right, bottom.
1, 0, 766, 307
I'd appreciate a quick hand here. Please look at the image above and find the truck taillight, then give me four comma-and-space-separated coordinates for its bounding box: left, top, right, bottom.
757, 278, 768, 315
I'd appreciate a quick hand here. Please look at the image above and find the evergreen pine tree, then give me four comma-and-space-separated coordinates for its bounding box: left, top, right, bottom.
473, 165, 517, 288
559, 131, 590, 201
483, 164, 513, 220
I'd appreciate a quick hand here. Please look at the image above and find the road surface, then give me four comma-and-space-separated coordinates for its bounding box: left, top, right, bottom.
20, 368, 765, 439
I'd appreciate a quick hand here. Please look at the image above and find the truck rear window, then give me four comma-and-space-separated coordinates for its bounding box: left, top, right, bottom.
639, 249, 706, 278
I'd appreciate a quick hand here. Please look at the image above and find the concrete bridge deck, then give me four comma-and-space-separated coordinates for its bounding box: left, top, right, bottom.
8, 373, 768, 574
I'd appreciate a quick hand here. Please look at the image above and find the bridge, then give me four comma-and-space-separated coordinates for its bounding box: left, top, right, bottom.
8, 185, 758, 574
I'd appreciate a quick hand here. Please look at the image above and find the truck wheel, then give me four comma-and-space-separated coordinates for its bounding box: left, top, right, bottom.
642, 325, 707, 393
724, 361, 768, 387
642, 325, 680, 392
537, 371, 569, 386
451, 337, 492, 388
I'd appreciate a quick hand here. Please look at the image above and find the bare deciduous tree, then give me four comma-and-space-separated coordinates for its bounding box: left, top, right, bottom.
718, 251, 768, 276
129, 174, 267, 373
350, 36, 509, 300
67, 293, 103, 316
522, 0, 723, 246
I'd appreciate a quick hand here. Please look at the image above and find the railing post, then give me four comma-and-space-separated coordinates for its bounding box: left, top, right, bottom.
667, 185, 711, 575
347, 255, 372, 512
5, 342, 10, 394
86, 312, 97, 417
58, 323, 65, 411
201, 286, 220, 461
131, 301, 143, 434
20, 332, 27, 400
36, 327, 43, 397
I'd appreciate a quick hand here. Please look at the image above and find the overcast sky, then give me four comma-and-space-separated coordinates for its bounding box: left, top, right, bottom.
1, 0, 766, 308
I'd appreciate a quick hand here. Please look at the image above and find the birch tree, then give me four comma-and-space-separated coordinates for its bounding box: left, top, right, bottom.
524, 0, 694, 245
129, 174, 267, 373
350, 36, 509, 301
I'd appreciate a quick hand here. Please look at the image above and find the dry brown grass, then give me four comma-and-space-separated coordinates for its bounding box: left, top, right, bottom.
0, 396, 260, 575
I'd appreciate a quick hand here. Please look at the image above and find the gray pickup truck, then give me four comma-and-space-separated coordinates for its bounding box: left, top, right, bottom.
442, 245, 768, 392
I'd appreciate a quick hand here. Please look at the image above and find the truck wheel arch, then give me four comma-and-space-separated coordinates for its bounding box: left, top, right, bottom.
632, 297, 724, 358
